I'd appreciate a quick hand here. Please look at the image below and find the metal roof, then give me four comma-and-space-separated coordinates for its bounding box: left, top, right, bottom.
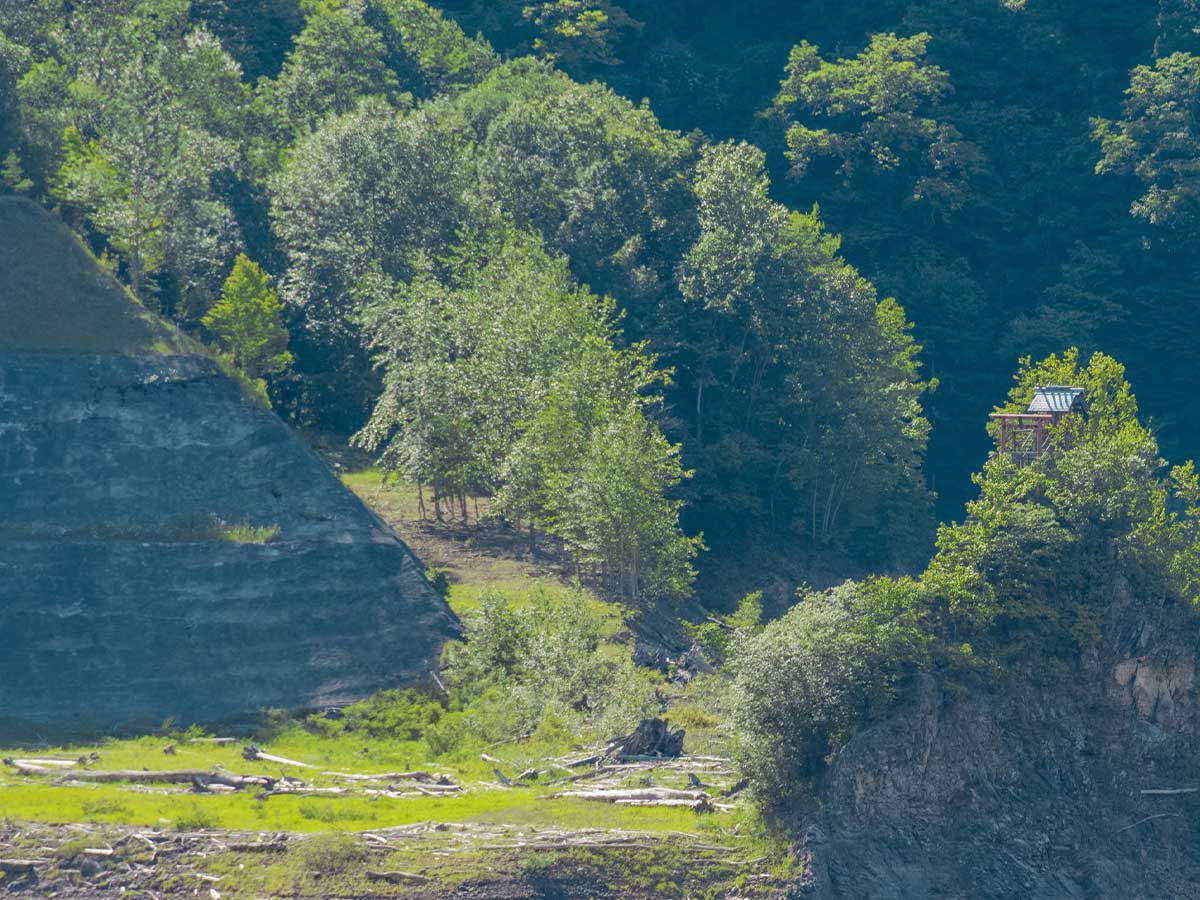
1026, 385, 1086, 415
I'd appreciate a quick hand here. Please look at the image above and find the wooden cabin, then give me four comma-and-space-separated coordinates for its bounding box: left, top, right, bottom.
990, 385, 1086, 463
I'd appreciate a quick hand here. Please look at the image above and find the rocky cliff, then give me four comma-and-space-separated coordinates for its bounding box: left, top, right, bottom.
801, 580, 1200, 899
0, 199, 456, 729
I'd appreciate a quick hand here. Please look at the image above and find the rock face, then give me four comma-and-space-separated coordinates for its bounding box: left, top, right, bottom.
801, 583, 1200, 899
0, 350, 456, 728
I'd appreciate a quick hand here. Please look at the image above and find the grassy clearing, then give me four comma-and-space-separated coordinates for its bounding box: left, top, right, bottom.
341, 470, 575, 598
0, 729, 737, 836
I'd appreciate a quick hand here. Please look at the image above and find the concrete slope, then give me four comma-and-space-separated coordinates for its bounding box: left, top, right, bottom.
0, 201, 456, 728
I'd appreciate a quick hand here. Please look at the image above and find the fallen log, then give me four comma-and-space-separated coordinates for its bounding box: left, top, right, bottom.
720, 778, 749, 797
10, 766, 273, 790
242, 746, 315, 769
413, 783, 464, 796
0, 860, 41, 873
4, 757, 81, 769
615, 798, 713, 808
323, 770, 445, 783
1140, 788, 1198, 795
564, 755, 601, 769
544, 788, 710, 803
225, 842, 286, 853
367, 870, 428, 883
256, 786, 347, 798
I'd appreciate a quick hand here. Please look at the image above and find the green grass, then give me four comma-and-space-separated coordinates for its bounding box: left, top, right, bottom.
0, 197, 193, 355
220, 521, 281, 543
340, 468, 625, 631
0, 731, 732, 835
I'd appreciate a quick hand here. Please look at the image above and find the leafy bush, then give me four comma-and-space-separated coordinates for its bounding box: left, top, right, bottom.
731, 579, 930, 818
307, 688, 445, 741
444, 587, 659, 740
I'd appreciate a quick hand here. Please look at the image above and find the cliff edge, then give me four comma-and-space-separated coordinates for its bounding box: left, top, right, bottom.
801, 578, 1200, 899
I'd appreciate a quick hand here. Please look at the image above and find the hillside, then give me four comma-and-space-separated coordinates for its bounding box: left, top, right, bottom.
0, 198, 188, 354
6, 2, 1200, 898
0, 199, 456, 729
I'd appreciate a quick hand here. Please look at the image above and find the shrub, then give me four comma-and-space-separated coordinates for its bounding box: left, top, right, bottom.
731, 579, 929, 818
444, 587, 659, 741
333, 689, 444, 740
292, 834, 367, 875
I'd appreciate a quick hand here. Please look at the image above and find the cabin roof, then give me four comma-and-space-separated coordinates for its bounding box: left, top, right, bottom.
1027, 385, 1086, 415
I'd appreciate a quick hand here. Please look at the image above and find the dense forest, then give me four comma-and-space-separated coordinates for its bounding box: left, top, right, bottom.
3, 0, 1200, 600
9, 3, 1200, 891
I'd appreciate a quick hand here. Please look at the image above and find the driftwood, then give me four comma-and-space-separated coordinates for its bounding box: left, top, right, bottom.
0, 860, 42, 873
187, 738, 238, 746
257, 785, 344, 797
720, 778, 749, 797
323, 770, 448, 784
4, 757, 82, 769
242, 746, 315, 768
412, 783, 464, 796
614, 798, 714, 810
1140, 787, 1198, 795
225, 842, 286, 853
367, 870, 429, 883
564, 754, 602, 768
545, 787, 710, 804
6, 764, 273, 790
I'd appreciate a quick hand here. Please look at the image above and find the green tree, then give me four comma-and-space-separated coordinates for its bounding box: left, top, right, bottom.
256, 0, 403, 145
202, 253, 292, 378
1093, 52, 1200, 227
355, 229, 614, 517
732, 578, 931, 817
769, 32, 982, 212
269, 98, 461, 423
523, 1, 641, 67
501, 338, 702, 601
1, 149, 31, 192
31, 6, 244, 311
677, 140, 932, 555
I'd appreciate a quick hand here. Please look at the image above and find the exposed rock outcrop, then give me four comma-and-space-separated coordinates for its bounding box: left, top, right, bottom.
0, 200, 455, 729
801, 584, 1200, 899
